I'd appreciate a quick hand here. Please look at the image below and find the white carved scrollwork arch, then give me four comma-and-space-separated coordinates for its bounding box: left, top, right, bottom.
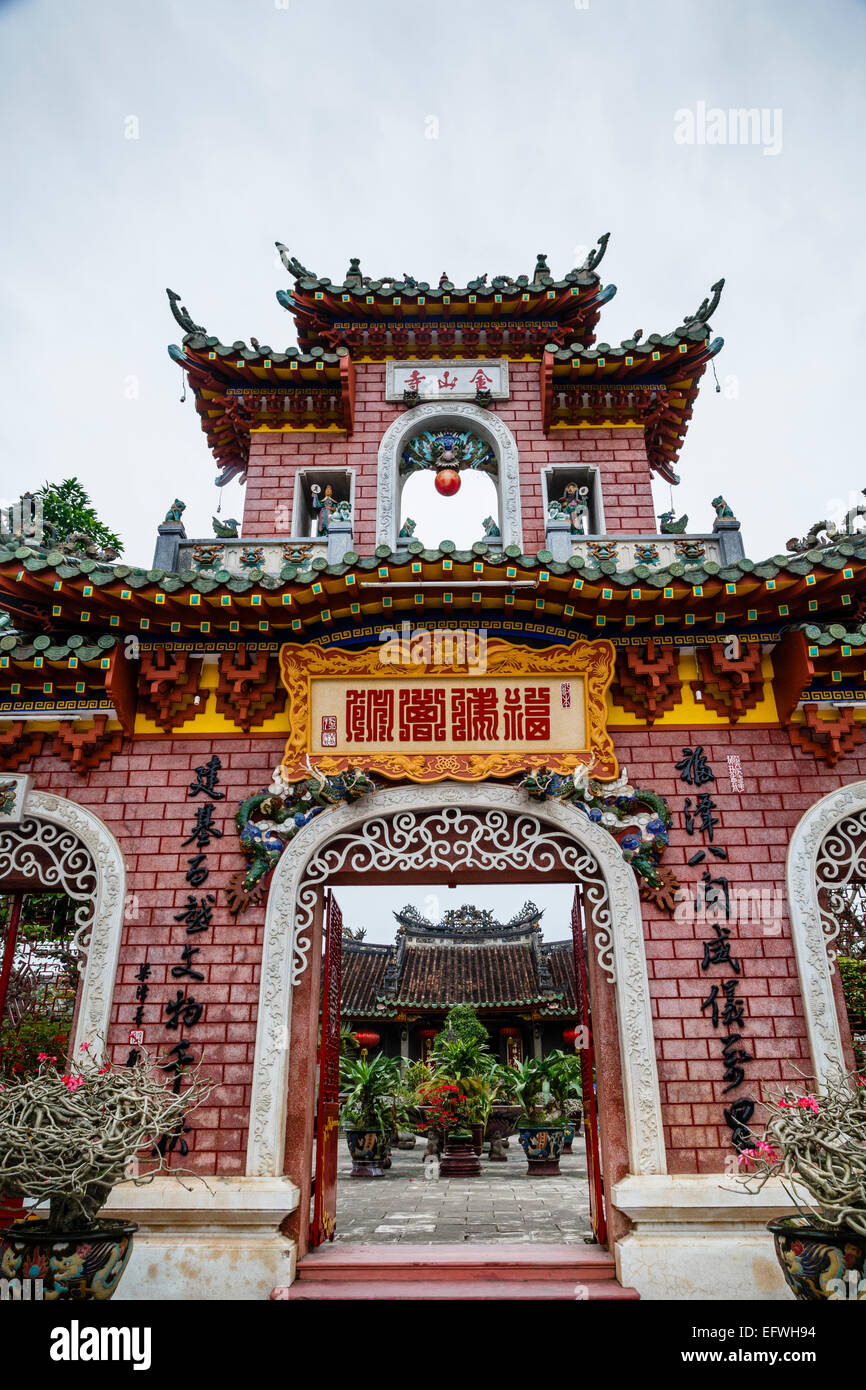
248, 782, 665, 1181
376, 402, 524, 550
786, 780, 865, 1086
0, 789, 126, 1053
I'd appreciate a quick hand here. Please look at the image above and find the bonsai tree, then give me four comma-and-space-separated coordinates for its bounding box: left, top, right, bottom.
0, 1046, 214, 1234
339, 1053, 404, 1133
36, 478, 122, 559
738, 1069, 866, 1237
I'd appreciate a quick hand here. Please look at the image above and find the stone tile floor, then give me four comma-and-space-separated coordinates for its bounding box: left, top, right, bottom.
332, 1139, 593, 1244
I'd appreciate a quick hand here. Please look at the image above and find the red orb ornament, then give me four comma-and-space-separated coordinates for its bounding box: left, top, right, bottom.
354, 1030, 380, 1050
434, 467, 461, 497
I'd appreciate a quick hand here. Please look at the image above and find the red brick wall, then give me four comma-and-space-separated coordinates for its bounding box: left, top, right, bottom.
11, 722, 861, 1179
612, 725, 866, 1173
241, 361, 658, 552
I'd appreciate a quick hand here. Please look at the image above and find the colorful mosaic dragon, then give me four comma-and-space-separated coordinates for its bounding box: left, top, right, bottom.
519, 763, 671, 890
229, 763, 376, 912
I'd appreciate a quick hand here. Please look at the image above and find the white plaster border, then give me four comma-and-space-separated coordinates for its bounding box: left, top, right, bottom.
375, 402, 524, 550
786, 780, 863, 1086
5, 789, 127, 1055
247, 781, 665, 1180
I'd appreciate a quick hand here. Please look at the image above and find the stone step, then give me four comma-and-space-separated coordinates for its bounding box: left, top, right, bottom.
288, 1242, 620, 1286
277, 1278, 639, 1301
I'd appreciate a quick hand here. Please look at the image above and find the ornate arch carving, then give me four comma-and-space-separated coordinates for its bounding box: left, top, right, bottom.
376, 403, 524, 550
0, 789, 126, 1053
786, 781, 864, 1086
248, 781, 664, 1181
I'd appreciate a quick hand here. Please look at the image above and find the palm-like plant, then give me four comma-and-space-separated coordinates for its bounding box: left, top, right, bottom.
546, 1049, 583, 1119
339, 1054, 403, 1133
511, 1056, 564, 1126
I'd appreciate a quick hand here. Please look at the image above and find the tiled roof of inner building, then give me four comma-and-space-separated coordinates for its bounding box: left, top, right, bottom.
543, 942, 579, 1011
342, 942, 394, 1015
382, 941, 555, 1009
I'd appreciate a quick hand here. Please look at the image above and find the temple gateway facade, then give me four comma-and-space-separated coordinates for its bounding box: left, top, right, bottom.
0, 239, 862, 1300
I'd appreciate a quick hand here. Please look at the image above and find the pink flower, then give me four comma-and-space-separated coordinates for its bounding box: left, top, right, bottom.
61, 1074, 85, 1093
79, 1043, 90, 1052
36, 1053, 56, 1063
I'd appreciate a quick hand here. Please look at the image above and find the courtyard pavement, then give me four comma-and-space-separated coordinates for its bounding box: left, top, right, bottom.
333, 1138, 593, 1244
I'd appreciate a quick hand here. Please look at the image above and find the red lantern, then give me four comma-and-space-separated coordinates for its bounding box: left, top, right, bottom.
562, 1026, 579, 1047
354, 1030, 380, 1051
417, 1028, 438, 1040
434, 468, 461, 497
499, 1026, 521, 1039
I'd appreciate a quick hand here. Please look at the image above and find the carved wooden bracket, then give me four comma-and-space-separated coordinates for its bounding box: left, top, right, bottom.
138, 647, 203, 731
612, 641, 682, 723
215, 646, 285, 732
54, 716, 124, 772
0, 722, 46, 769
694, 642, 764, 721
788, 705, 864, 767
639, 863, 681, 915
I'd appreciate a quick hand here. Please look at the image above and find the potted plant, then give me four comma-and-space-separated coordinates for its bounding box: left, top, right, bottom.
485, 1062, 521, 1162
339, 1053, 403, 1177
738, 1068, 866, 1301
546, 1049, 583, 1154
512, 1056, 567, 1175
418, 1081, 483, 1177
0, 1045, 213, 1300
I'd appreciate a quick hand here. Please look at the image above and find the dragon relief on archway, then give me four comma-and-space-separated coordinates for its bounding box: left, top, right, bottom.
227, 758, 677, 915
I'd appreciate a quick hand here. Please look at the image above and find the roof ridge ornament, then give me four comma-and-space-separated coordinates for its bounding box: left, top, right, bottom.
681, 276, 725, 328
275, 243, 316, 281
578, 232, 610, 273
166, 288, 206, 338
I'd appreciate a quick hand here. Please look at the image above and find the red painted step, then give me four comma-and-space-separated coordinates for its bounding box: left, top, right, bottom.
273, 1244, 639, 1301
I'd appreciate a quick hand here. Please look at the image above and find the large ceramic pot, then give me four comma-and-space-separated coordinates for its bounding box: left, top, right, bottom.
485, 1105, 521, 1162
518, 1124, 566, 1176
345, 1128, 390, 1177
0, 1219, 137, 1300
768, 1217, 866, 1301
440, 1131, 481, 1177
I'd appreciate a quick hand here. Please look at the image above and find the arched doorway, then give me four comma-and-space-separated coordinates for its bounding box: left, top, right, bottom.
786, 779, 866, 1081
248, 781, 665, 1268
0, 782, 126, 1054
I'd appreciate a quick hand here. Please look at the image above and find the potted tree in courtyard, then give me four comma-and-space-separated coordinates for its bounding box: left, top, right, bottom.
427, 1005, 498, 1173
0, 1045, 213, 1300
512, 1056, 568, 1175
738, 1068, 866, 1300
339, 1053, 404, 1177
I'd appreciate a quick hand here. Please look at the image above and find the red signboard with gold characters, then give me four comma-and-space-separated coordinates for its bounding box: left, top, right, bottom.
278, 637, 618, 784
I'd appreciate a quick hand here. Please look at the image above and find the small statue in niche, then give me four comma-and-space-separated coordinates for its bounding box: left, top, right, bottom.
550, 482, 590, 535
310, 483, 343, 536
398, 517, 417, 540
712, 496, 736, 521
164, 499, 186, 524
659, 509, 689, 534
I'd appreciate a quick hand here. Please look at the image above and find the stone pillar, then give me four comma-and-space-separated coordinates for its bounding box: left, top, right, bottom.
400, 1029, 410, 1063
713, 517, 745, 565
152, 522, 186, 572
532, 1025, 543, 1061
545, 518, 573, 563
327, 521, 354, 565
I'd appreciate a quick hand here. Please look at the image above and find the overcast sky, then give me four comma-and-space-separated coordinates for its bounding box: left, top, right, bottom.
2, 0, 865, 562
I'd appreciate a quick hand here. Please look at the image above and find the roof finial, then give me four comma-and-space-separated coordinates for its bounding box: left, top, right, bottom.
275, 243, 316, 280
579, 232, 610, 273
683, 277, 725, 326
344, 257, 363, 288
166, 289, 206, 337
